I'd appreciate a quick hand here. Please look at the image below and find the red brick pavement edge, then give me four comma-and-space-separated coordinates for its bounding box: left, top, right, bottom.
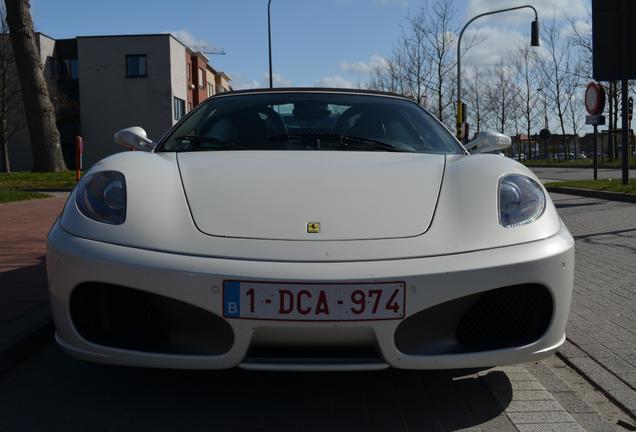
0, 197, 67, 371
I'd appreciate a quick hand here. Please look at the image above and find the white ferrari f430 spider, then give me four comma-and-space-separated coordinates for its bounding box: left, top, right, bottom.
47, 89, 574, 371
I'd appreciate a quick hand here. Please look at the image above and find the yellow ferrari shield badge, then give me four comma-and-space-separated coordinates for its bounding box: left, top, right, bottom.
307, 222, 321, 234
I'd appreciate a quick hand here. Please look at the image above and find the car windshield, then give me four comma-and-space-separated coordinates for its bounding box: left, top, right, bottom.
157, 92, 463, 154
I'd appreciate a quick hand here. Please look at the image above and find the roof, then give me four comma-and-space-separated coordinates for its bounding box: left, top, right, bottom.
75, 33, 187, 47
216, 71, 232, 81
36, 32, 57, 42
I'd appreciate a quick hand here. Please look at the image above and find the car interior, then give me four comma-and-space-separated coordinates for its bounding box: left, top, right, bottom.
163, 95, 462, 154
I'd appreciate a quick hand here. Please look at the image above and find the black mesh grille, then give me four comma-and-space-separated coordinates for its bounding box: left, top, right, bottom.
456, 284, 553, 351
70, 283, 234, 355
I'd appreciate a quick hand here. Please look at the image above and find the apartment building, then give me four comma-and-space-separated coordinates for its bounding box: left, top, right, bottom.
7, 33, 232, 171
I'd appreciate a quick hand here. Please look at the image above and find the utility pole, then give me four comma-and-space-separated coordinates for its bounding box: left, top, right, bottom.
607, 83, 613, 162
621, 80, 629, 185
268, 0, 273, 88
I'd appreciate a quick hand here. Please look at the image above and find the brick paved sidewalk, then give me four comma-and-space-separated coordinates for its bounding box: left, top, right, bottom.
0, 197, 66, 324
552, 193, 636, 417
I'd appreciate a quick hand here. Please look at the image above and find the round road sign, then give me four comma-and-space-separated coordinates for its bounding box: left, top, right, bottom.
585, 82, 606, 115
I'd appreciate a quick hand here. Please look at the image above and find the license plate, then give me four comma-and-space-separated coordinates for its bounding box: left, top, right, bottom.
223, 281, 405, 321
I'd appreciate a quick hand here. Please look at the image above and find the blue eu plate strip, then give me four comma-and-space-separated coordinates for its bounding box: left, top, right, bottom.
223, 281, 241, 318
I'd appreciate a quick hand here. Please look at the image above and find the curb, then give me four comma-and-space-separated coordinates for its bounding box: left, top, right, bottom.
0, 304, 53, 375
25, 189, 73, 193
526, 164, 636, 169
557, 340, 636, 420
546, 186, 636, 203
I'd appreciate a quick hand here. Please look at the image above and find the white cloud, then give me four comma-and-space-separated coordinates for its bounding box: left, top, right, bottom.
466, 0, 587, 23
463, 26, 526, 67
267, 73, 293, 87
233, 73, 292, 90
233, 78, 262, 90
560, 18, 591, 40
314, 76, 356, 88
341, 55, 389, 75
167, 29, 213, 50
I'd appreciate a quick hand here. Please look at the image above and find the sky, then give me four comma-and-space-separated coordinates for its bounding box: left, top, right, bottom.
31, 0, 590, 90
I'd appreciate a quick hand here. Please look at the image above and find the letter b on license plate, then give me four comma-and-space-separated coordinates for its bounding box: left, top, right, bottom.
223, 281, 405, 321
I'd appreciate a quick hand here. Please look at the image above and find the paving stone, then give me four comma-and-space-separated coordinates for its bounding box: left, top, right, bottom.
624, 374, 636, 388
486, 379, 544, 392
506, 411, 576, 424
516, 423, 585, 432
606, 388, 636, 414
553, 392, 596, 414
492, 390, 555, 404
505, 400, 565, 412
566, 356, 626, 391
549, 192, 636, 421
571, 413, 621, 432
558, 340, 588, 359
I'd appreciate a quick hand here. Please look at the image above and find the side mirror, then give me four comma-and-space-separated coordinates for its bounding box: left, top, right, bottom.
114, 127, 156, 151
464, 130, 511, 154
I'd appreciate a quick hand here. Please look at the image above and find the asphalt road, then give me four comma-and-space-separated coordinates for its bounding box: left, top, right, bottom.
2, 193, 635, 431
2, 343, 527, 432
531, 166, 636, 183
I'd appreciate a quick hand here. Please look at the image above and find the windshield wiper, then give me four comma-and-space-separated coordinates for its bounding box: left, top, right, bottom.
174, 135, 242, 151
269, 133, 413, 152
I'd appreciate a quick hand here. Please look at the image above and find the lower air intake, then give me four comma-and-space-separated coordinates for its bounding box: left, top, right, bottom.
456, 284, 553, 351
70, 283, 234, 355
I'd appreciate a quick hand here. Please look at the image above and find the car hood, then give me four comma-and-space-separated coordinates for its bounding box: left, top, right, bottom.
177, 151, 446, 241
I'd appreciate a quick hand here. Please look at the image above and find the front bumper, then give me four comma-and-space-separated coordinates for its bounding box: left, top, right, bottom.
47, 222, 574, 371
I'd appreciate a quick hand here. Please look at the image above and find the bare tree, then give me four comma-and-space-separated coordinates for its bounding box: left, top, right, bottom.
464, 65, 486, 135
567, 8, 592, 80
368, 56, 404, 96
511, 43, 540, 158
5, 0, 66, 172
419, 0, 458, 124
485, 58, 517, 135
401, 15, 432, 106
367, 17, 431, 106
538, 17, 573, 157
0, 6, 23, 172
367, 0, 465, 126
563, 57, 584, 158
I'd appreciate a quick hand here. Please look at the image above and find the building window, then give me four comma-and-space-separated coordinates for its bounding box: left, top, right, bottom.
126, 55, 147, 77
58, 59, 78, 79
46, 56, 57, 78
173, 97, 186, 121
187, 63, 191, 82
198, 68, 205, 88
208, 82, 215, 97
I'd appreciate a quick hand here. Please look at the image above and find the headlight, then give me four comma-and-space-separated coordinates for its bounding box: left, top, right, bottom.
76, 171, 126, 225
498, 174, 545, 228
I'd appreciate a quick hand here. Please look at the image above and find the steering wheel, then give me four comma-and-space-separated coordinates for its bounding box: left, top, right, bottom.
334, 106, 366, 133
258, 105, 288, 136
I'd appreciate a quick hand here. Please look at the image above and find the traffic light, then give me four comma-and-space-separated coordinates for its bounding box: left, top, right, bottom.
629, 96, 633, 121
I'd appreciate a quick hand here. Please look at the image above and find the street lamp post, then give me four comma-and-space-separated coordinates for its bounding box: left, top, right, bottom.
456, 5, 540, 142
537, 87, 548, 130
268, 0, 273, 88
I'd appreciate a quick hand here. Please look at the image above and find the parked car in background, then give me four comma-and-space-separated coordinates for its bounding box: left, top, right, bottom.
588, 152, 608, 159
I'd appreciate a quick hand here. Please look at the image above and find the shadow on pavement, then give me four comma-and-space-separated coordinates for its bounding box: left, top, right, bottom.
1, 344, 513, 431
0, 256, 48, 324
554, 201, 606, 209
